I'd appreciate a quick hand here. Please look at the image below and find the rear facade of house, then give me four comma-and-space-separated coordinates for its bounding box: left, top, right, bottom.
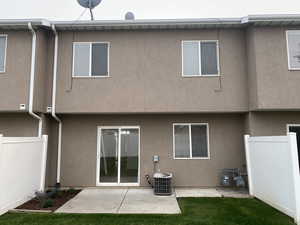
1, 15, 300, 188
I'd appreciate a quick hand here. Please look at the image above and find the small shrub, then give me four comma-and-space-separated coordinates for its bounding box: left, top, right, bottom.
42, 199, 54, 208
67, 188, 77, 194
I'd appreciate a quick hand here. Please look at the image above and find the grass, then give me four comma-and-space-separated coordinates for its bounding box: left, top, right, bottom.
0, 198, 295, 225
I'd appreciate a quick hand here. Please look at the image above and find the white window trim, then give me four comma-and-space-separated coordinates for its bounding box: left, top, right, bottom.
72, 41, 110, 78
181, 40, 220, 77
0, 34, 8, 73
173, 123, 210, 160
286, 30, 300, 71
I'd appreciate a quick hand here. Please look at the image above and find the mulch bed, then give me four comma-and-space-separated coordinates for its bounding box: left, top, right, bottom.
16, 189, 81, 212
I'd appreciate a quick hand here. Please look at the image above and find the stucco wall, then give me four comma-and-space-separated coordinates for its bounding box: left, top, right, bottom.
249, 27, 300, 110
0, 31, 31, 112
59, 114, 246, 187
56, 29, 248, 113
247, 112, 300, 136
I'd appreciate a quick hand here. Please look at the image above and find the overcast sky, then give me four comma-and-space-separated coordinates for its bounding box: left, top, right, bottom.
1, 0, 300, 21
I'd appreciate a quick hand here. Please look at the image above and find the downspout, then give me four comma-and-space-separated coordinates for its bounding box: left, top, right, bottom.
51, 24, 62, 186
28, 23, 42, 137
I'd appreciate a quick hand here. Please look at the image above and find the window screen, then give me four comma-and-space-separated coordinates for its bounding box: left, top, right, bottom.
201, 42, 218, 75
73, 42, 109, 77
182, 40, 219, 76
287, 31, 300, 69
182, 41, 200, 75
0, 36, 7, 72
92, 43, 108, 76
174, 124, 209, 159
191, 125, 208, 157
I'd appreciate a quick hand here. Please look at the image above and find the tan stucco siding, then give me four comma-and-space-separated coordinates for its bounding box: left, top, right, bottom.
250, 27, 300, 110
247, 112, 300, 136
59, 114, 246, 187
0, 31, 32, 112
56, 29, 248, 113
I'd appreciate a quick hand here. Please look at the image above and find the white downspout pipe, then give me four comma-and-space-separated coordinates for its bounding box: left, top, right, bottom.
28, 23, 42, 137
51, 24, 62, 185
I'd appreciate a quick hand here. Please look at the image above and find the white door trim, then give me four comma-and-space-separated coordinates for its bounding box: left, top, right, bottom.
96, 126, 140, 186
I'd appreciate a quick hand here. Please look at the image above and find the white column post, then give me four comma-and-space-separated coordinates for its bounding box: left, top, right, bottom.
0, 134, 3, 200
40, 135, 48, 192
244, 134, 254, 196
288, 133, 300, 225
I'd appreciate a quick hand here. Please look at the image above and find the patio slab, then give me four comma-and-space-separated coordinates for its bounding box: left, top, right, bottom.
175, 188, 222, 198
56, 188, 181, 214
119, 189, 181, 214
217, 188, 250, 198
55, 188, 127, 214
175, 188, 250, 198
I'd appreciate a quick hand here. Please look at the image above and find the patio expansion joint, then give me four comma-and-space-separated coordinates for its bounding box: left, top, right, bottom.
117, 188, 129, 213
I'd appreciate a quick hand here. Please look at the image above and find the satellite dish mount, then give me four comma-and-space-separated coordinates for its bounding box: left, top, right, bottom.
77, 0, 102, 20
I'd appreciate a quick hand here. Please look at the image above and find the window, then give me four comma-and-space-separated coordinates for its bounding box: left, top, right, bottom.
182, 40, 219, 76
173, 123, 209, 159
73, 42, 109, 77
0, 35, 7, 73
286, 31, 300, 70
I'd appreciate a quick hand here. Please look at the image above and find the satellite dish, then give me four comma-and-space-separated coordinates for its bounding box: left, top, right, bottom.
125, 12, 135, 20
77, 0, 103, 20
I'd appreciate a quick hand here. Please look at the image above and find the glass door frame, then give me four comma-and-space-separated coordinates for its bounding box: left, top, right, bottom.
96, 126, 140, 186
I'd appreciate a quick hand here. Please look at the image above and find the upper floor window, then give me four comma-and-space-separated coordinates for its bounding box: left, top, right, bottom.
173, 123, 210, 159
286, 31, 300, 70
182, 40, 219, 77
73, 42, 109, 77
0, 35, 7, 73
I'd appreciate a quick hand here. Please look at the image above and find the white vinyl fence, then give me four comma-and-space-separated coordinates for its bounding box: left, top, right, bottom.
0, 134, 48, 215
244, 133, 300, 224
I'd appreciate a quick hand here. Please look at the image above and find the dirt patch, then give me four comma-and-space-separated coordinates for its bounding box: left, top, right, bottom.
16, 189, 81, 212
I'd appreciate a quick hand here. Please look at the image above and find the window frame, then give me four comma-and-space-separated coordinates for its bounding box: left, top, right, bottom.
181, 40, 220, 77
0, 34, 8, 73
286, 30, 300, 71
72, 41, 110, 78
173, 123, 210, 160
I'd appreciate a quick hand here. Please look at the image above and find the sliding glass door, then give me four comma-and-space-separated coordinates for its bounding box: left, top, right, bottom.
97, 127, 140, 186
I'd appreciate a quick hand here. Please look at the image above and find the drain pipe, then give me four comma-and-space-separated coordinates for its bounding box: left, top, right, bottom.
28, 23, 42, 137
51, 24, 62, 186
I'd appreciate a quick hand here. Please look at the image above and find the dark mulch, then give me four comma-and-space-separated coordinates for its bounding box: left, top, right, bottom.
16, 189, 81, 212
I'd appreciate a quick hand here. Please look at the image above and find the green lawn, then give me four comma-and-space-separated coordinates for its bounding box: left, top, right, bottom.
0, 198, 295, 225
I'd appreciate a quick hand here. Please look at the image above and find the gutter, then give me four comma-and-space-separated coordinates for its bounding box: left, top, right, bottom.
51, 24, 62, 186
28, 22, 42, 137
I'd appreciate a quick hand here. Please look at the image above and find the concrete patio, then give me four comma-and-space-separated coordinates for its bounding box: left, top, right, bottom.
55, 188, 181, 214
55, 188, 249, 214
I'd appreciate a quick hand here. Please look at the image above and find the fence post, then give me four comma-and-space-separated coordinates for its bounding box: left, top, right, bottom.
288, 133, 300, 225
0, 134, 3, 189
40, 135, 48, 192
244, 134, 254, 196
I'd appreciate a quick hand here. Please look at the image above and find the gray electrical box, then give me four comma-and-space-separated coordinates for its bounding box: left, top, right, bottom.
153, 155, 159, 162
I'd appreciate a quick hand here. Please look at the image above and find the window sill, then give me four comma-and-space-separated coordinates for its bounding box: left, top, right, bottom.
173, 157, 210, 160
288, 68, 300, 71
182, 74, 220, 78
72, 76, 110, 79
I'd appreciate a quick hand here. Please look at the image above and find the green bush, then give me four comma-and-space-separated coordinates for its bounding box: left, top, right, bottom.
42, 199, 54, 208
67, 188, 77, 194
